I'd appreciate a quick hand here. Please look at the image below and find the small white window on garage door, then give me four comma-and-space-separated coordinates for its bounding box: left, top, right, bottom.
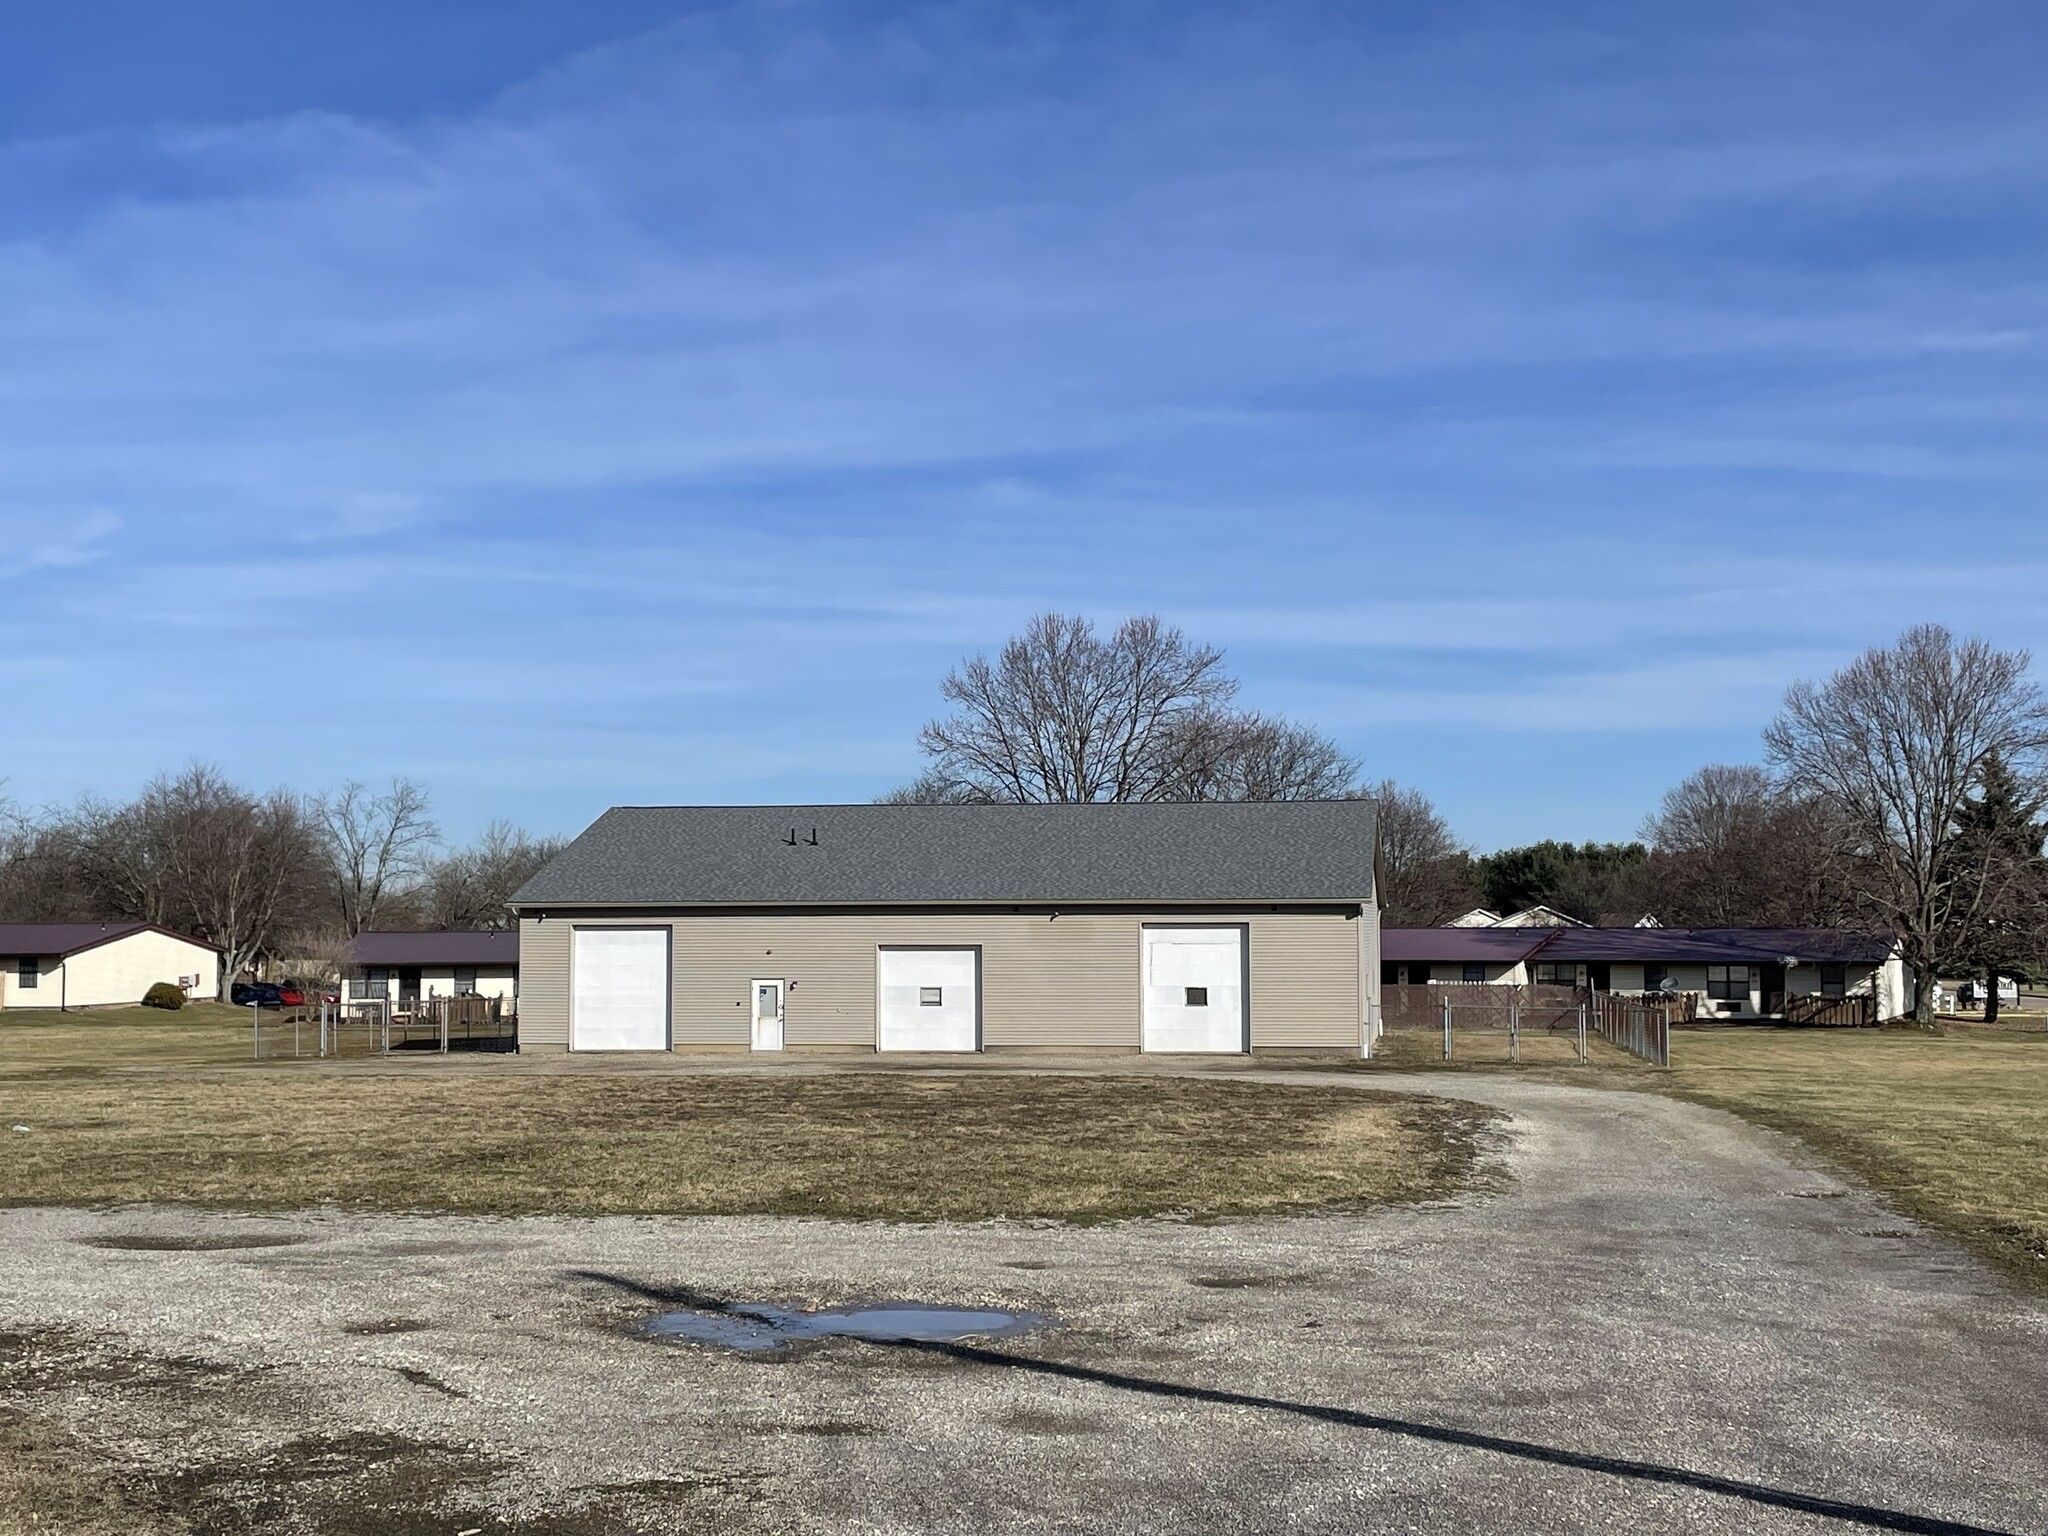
1142, 926, 1245, 1053
572, 927, 670, 1051
876, 948, 979, 1051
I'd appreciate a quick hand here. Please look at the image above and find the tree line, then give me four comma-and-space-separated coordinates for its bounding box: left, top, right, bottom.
5, 615, 2042, 1021
0, 771, 562, 989
890, 615, 2048, 1022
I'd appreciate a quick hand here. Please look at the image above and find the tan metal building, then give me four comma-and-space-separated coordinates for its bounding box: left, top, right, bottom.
511, 801, 1381, 1055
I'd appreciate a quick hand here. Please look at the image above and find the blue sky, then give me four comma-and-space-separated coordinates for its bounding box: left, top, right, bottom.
2, 0, 2043, 852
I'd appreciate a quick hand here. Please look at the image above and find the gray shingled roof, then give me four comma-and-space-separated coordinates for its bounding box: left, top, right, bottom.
512, 801, 1376, 907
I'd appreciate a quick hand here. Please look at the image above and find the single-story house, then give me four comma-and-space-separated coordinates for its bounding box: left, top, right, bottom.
0, 922, 220, 1010
509, 801, 1381, 1055
347, 931, 519, 1006
1383, 927, 1553, 987
1382, 925, 1912, 1020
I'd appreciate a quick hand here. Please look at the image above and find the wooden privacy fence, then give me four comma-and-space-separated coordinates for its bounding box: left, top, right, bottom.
1590, 992, 1673, 1067
1381, 983, 1585, 1030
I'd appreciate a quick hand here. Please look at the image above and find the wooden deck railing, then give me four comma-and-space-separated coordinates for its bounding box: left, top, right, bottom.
1771, 992, 1878, 1028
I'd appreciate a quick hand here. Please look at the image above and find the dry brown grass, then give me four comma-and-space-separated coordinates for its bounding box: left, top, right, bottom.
0, 1010, 1491, 1223
0, 1003, 269, 1075
0, 1411, 166, 1536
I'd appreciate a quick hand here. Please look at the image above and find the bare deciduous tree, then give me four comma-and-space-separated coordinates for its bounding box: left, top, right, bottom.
1765, 625, 2048, 1022
894, 613, 1357, 803
421, 821, 566, 930
1370, 779, 1477, 925
1640, 764, 1845, 927
313, 778, 439, 935
1168, 713, 1359, 802
55, 765, 323, 990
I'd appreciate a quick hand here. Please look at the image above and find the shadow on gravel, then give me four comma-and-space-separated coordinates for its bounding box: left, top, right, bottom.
577, 1269, 2017, 1536
77, 1234, 309, 1252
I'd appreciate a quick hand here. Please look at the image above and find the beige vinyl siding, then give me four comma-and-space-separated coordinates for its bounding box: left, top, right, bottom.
519, 918, 571, 1047
1250, 913, 1363, 1047
520, 907, 1365, 1052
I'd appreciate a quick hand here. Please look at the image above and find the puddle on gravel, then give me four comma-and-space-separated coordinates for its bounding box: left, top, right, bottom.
644, 1302, 1053, 1354
78, 1233, 310, 1252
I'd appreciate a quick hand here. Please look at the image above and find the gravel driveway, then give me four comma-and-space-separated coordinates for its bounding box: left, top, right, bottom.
2, 1070, 2044, 1535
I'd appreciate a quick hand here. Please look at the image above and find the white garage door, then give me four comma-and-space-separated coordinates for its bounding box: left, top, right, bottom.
572, 927, 669, 1051
877, 948, 979, 1052
1142, 927, 1245, 1053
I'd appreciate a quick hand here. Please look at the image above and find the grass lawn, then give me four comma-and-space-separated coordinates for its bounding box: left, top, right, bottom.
0, 1007, 1491, 1223
0, 1002, 274, 1074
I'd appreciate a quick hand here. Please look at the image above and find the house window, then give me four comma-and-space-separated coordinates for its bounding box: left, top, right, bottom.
1707, 965, 1751, 1001
1462, 964, 1486, 984
351, 967, 389, 1001
1534, 963, 1575, 987
1185, 986, 1209, 1007
1405, 963, 1430, 985
16, 958, 37, 990
919, 986, 943, 1007
1819, 964, 1847, 997
454, 966, 479, 995
1643, 965, 1668, 993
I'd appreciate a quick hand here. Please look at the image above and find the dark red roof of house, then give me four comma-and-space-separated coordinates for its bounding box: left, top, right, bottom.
1381, 926, 1895, 966
0, 922, 218, 958
1381, 928, 1553, 964
351, 931, 519, 967
1536, 927, 1896, 964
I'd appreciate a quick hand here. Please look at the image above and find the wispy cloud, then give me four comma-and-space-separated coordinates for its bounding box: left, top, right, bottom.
4, 509, 121, 572
0, 1, 2040, 846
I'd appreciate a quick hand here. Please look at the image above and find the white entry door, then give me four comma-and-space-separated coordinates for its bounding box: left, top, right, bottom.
571, 927, 669, 1051
751, 978, 785, 1051
876, 948, 979, 1051
1142, 927, 1245, 1052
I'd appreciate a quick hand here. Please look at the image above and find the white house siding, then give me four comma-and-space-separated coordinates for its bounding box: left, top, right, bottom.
1, 932, 219, 1011
1876, 957, 1913, 1020
519, 909, 1367, 1053
1399, 960, 1526, 986
351, 965, 517, 1003
1604, 960, 1895, 1018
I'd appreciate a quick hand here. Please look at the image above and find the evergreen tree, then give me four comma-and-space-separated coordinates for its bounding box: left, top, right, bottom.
1945, 752, 2048, 1022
